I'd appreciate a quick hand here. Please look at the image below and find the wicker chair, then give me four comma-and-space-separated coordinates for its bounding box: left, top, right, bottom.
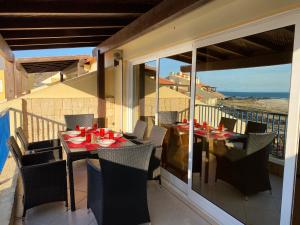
158, 111, 178, 125
139, 125, 167, 184
7, 136, 67, 217
87, 143, 153, 225
15, 127, 62, 159
123, 120, 147, 140
245, 121, 267, 134
64, 114, 94, 130
226, 121, 268, 149
219, 117, 237, 132
216, 132, 274, 196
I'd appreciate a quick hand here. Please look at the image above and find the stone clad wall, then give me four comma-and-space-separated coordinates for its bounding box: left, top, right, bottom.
23, 97, 115, 142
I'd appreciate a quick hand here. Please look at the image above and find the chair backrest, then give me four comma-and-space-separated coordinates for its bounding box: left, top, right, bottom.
219, 117, 236, 132
133, 120, 147, 139
158, 111, 178, 125
246, 132, 275, 155
149, 125, 167, 147
245, 121, 267, 134
64, 114, 94, 130
15, 127, 29, 149
97, 143, 153, 225
97, 143, 153, 172
7, 136, 23, 168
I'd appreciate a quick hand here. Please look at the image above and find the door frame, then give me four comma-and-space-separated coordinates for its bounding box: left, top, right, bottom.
125, 9, 300, 225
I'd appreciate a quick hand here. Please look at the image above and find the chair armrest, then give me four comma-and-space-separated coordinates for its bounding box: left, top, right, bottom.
28, 139, 61, 150
22, 151, 55, 166
123, 133, 137, 140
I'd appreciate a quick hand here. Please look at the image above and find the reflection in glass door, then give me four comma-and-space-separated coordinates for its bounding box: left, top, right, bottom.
158, 52, 192, 183
132, 60, 157, 137
191, 26, 294, 225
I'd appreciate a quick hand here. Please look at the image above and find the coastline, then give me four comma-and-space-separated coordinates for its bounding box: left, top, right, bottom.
218, 98, 288, 114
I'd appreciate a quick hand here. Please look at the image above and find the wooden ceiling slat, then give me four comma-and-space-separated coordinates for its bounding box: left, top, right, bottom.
6, 36, 107, 45
11, 42, 98, 50
209, 45, 245, 57
0, 1, 160, 14
0, 17, 133, 30
242, 36, 284, 51
1, 28, 120, 39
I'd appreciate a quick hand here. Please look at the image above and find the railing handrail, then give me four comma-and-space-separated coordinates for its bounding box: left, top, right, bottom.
0, 108, 10, 117
8, 107, 65, 127
195, 104, 288, 117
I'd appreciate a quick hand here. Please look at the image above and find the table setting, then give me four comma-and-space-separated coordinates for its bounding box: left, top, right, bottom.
63, 123, 129, 151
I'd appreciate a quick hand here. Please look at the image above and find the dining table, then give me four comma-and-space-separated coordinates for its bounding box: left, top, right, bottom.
58, 129, 136, 211
175, 123, 246, 184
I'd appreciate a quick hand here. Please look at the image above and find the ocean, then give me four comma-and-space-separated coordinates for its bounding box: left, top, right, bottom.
221, 91, 289, 99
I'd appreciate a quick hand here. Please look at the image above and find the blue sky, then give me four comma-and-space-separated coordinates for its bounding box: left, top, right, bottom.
158, 58, 291, 93
14, 47, 93, 58
14, 48, 292, 93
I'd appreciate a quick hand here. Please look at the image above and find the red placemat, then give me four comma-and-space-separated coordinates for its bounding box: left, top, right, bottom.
177, 125, 189, 130
67, 141, 100, 150
195, 130, 207, 136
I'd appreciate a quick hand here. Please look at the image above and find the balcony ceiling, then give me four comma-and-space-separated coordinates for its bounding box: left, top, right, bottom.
16, 55, 90, 73
0, 0, 163, 50
179, 25, 295, 71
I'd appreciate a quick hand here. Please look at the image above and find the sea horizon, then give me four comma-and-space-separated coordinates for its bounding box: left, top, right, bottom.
220, 91, 289, 99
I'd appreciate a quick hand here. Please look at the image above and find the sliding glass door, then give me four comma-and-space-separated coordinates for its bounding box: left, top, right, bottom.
158, 52, 192, 183
129, 20, 300, 225
132, 60, 157, 137
191, 25, 295, 225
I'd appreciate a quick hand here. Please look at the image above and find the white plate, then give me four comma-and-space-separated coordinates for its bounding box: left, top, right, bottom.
97, 139, 115, 147
68, 137, 86, 144
66, 131, 81, 137
114, 132, 123, 138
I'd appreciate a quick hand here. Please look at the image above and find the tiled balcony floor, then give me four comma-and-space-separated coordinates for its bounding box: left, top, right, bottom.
13, 160, 211, 225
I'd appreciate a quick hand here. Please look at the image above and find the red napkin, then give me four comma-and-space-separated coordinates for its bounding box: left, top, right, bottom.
177, 125, 189, 130
196, 130, 207, 136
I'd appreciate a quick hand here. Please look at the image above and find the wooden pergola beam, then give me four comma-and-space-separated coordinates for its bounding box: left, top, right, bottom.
11, 42, 98, 50
1, 28, 120, 40
6, 36, 107, 46
180, 51, 293, 72
0, 17, 133, 30
0, 1, 161, 14
0, 33, 14, 62
95, 0, 212, 53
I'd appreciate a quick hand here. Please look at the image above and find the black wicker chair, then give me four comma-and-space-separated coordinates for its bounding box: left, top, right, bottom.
87, 143, 153, 225
245, 121, 267, 134
219, 117, 237, 132
15, 127, 62, 159
7, 136, 67, 217
216, 132, 274, 196
123, 120, 147, 140
64, 114, 94, 130
158, 111, 178, 125
226, 121, 268, 149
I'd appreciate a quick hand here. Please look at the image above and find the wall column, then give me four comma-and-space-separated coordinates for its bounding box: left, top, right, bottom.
97, 50, 106, 127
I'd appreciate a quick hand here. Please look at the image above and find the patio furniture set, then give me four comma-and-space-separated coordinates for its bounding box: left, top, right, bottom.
6, 111, 274, 224
7, 114, 167, 225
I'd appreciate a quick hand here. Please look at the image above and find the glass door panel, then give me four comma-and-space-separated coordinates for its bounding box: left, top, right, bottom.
191, 26, 294, 225
158, 52, 192, 183
132, 60, 157, 137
